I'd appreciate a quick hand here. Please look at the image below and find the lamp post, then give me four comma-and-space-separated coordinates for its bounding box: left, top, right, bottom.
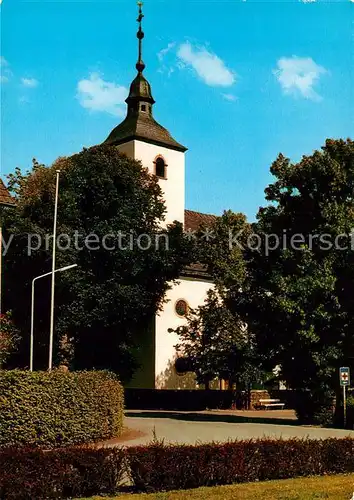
30, 264, 77, 372
48, 170, 60, 371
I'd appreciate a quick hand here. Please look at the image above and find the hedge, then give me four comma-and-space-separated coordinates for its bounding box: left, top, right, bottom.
124, 388, 246, 410
0, 446, 125, 499
0, 370, 124, 448
1, 438, 354, 498
127, 438, 354, 492
124, 388, 305, 411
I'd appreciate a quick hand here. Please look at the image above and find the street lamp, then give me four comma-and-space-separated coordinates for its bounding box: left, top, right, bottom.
30, 263, 77, 372
48, 170, 60, 371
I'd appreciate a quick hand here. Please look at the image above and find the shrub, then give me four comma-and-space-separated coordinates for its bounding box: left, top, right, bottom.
0, 312, 21, 367
127, 438, 354, 492
0, 370, 124, 448
1, 438, 354, 497
124, 388, 245, 410
0, 446, 125, 499
334, 394, 354, 429
347, 395, 354, 428
294, 389, 334, 425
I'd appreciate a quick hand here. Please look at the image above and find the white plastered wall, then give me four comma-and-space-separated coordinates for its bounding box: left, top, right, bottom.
155, 278, 214, 387
117, 140, 185, 226
117, 138, 209, 389
116, 141, 135, 158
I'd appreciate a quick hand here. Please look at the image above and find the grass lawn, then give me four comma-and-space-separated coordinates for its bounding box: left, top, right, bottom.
84, 474, 354, 500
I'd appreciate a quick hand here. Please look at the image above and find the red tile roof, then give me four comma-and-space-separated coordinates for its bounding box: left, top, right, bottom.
0, 179, 15, 206
184, 209, 217, 232
183, 209, 217, 282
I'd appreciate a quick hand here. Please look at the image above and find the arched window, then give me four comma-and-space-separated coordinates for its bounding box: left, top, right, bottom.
155, 157, 166, 178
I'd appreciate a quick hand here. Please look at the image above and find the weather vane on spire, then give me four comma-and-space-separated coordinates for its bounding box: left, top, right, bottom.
136, 1, 145, 73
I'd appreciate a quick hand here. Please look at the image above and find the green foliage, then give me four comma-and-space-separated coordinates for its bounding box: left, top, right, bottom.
347, 394, 354, 408
127, 438, 354, 492
170, 289, 262, 388
294, 390, 335, 426
0, 312, 21, 367
0, 370, 124, 448
0, 446, 125, 499
229, 138, 354, 419
169, 210, 264, 389
2, 438, 354, 498
3, 146, 192, 380
195, 210, 251, 290
124, 388, 246, 410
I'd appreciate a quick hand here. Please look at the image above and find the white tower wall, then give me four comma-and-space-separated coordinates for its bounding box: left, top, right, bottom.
155, 278, 214, 387
117, 140, 185, 226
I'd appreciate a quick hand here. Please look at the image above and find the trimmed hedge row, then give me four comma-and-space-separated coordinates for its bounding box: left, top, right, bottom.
124, 388, 307, 411
127, 438, 354, 492
1, 438, 354, 498
124, 388, 247, 410
0, 446, 125, 499
0, 370, 124, 448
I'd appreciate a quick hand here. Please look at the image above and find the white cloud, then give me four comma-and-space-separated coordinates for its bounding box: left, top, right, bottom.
176, 42, 235, 87
77, 73, 128, 117
273, 56, 327, 101
21, 77, 38, 88
157, 42, 176, 62
157, 41, 236, 88
222, 93, 238, 102
0, 56, 12, 83
157, 43, 176, 77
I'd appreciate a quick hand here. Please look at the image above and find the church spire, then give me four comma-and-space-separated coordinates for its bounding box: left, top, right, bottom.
136, 1, 145, 73
104, 2, 186, 153
125, 1, 155, 111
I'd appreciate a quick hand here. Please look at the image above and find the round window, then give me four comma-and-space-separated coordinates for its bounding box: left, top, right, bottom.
175, 299, 189, 317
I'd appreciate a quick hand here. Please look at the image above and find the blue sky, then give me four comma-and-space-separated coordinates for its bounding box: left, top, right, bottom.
1, 0, 353, 221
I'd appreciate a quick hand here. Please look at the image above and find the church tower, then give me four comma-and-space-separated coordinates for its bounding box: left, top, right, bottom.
105, 2, 187, 226
104, 4, 214, 390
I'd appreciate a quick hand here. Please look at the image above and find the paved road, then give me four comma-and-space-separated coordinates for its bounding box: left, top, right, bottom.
107, 410, 354, 447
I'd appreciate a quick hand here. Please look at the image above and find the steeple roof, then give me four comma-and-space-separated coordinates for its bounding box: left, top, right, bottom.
104, 2, 187, 153
0, 179, 15, 206
127, 73, 154, 103
105, 112, 187, 152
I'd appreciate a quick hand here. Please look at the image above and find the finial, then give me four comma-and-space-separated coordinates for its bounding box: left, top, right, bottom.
136, 1, 145, 73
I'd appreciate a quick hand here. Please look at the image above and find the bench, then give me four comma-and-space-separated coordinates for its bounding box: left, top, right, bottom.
256, 398, 285, 410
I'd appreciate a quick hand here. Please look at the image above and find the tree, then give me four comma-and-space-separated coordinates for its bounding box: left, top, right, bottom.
170, 210, 265, 393
170, 288, 261, 391
195, 210, 250, 292
3, 145, 192, 381
232, 138, 354, 421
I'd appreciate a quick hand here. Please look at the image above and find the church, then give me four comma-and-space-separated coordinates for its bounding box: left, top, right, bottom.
104, 4, 216, 389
